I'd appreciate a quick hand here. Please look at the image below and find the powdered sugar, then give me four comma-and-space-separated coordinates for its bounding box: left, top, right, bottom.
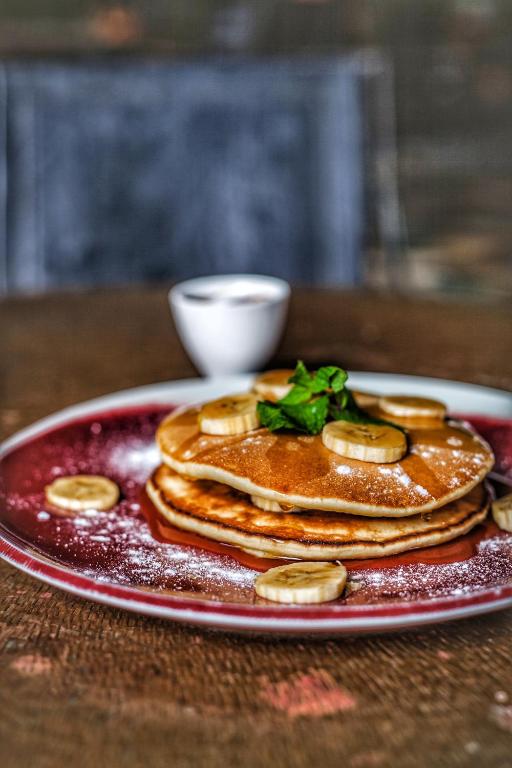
43, 496, 256, 600
346, 532, 512, 605
1, 406, 512, 611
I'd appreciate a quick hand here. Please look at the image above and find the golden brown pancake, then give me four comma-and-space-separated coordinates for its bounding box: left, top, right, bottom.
146, 466, 490, 560
156, 407, 494, 517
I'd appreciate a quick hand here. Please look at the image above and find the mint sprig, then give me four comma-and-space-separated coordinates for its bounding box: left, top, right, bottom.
329, 388, 405, 433
256, 361, 404, 436
286, 360, 348, 397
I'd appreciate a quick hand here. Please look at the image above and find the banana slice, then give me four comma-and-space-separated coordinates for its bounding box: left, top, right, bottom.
255, 561, 347, 604
492, 493, 512, 532
253, 369, 294, 402
240, 546, 281, 559
250, 494, 301, 513
352, 390, 379, 409
379, 395, 446, 420
45, 475, 120, 512
322, 420, 406, 463
199, 393, 260, 436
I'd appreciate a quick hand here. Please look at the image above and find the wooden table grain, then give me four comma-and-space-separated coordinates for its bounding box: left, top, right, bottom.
1, 286, 512, 768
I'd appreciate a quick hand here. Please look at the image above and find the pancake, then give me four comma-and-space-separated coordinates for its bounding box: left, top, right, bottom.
156, 407, 494, 517
146, 466, 490, 560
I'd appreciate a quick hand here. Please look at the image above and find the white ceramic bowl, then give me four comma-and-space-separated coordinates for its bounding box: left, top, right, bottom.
169, 274, 290, 376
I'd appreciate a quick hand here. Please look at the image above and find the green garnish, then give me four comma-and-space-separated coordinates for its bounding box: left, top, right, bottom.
256, 361, 405, 436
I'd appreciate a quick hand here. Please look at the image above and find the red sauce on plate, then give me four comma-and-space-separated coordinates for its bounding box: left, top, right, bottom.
0, 406, 509, 581
139, 488, 291, 572
139, 483, 499, 573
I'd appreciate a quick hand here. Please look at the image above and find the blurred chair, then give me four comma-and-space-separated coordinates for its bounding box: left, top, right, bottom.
0, 55, 399, 294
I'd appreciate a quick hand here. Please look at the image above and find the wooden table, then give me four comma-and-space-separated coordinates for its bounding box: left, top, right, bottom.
2, 286, 512, 768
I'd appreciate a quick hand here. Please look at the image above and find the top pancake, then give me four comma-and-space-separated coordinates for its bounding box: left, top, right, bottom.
157, 406, 494, 517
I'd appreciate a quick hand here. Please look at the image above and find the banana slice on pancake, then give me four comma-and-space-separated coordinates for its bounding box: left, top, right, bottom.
45, 475, 119, 512
322, 421, 407, 463
253, 370, 294, 402
254, 562, 347, 604
352, 390, 379, 409
379, 395, 446, 420
492, 493, 512, 532
199, 394, 259, 436
250, 495, 301, 513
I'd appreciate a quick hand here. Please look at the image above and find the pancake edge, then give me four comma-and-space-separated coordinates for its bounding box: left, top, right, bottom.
145, 476, 490, 561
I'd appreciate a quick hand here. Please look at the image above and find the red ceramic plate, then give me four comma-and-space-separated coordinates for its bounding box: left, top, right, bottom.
1, 374, 512, 635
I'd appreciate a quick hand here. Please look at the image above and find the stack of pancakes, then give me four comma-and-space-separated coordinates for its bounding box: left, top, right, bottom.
146, 387, 494, 561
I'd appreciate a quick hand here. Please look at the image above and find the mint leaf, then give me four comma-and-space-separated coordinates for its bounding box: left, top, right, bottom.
313, 366, 348, 394
257, 401, 296, 432
329, 393, 407, 435
281, 395, 330, 435
287, 361, 348, 395
259, 361, 349, 435
333, 387, 357, 412
334, 389, 350, 410
278, 385, 312, 406
288, 360, 312, 390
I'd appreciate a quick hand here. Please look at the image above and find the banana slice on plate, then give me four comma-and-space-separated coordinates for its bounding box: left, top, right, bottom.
492, 493, 512, 532
253, 369, 294, 402
322, 420, 406, 463
352, 390, 379, 409
199, 393, 260, 436
250, 495, 301, 513
255, 561, 347, 604
45, 475, 120, 512
379, 395, 446, 420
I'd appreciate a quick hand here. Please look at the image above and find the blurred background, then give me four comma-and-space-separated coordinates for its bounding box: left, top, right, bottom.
0, 0, 511, 301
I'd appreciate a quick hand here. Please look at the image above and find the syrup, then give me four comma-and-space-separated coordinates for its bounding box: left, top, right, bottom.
139, 484, 498, 573
0, 405, 509, 584
139, 488, 290, 572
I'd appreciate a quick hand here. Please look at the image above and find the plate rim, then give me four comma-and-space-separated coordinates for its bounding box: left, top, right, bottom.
1, 534, 511, 634
1, 372, 512, 635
